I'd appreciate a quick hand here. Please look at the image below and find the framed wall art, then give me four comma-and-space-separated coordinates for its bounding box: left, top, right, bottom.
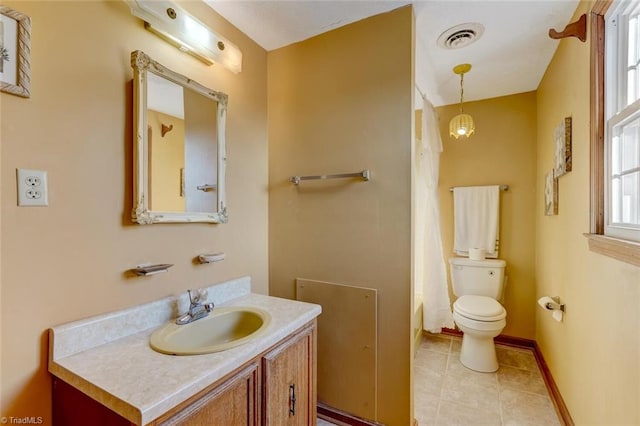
545, 169, 558, 216
554, 116, 572, 177
0, 6, 30, 98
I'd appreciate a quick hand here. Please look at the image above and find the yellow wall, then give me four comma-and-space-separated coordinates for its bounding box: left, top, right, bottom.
437, 92, 538, 339
268, 6, 414, 425
536, 1, 640, 423
147, 109, 186, 212
0, 1, 268, 422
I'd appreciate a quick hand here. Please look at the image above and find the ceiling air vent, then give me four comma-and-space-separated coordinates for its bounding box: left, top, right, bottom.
437, 23, 485, 50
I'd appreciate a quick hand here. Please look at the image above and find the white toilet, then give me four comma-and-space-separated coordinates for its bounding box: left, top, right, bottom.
449, 257, 507, 373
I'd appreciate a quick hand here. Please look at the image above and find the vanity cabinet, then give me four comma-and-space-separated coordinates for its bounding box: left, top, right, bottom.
154, 362, 260, 426
262, 323, 316, 425
52, 320, 316, 426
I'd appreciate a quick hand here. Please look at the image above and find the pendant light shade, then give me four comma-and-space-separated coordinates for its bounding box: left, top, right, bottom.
449, 113, 475, 138
449, 64, 475, 139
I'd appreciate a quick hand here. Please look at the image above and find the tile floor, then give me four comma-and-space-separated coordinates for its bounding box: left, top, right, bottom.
414, 333, 561, 426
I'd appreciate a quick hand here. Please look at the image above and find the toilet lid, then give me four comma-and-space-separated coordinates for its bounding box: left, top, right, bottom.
454, 295, 506, 321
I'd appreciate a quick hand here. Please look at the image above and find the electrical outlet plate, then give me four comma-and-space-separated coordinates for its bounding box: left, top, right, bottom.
17, 169, 48, 206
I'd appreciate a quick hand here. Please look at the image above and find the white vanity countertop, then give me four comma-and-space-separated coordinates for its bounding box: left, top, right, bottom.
48, 278, 321, 425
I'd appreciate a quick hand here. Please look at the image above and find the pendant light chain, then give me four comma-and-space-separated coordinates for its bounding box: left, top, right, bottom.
459, 72, 465, 114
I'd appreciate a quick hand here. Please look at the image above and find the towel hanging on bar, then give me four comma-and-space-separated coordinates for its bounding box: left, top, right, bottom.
453, 185, 501, 258
450, 184, 508, 192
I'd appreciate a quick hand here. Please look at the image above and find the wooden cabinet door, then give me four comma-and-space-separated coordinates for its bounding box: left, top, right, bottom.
262, 323, 316, 426
158, 362, 260, 426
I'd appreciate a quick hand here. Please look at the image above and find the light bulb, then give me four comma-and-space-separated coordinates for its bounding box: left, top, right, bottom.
457, 128, 466, 135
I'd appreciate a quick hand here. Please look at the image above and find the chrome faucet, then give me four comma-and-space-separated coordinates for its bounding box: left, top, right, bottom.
176, 289, 215, 325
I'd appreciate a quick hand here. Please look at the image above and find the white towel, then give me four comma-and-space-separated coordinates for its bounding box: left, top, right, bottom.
453, 185, 500, 258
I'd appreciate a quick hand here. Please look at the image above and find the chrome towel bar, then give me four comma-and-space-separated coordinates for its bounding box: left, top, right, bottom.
289, 169, 370, 185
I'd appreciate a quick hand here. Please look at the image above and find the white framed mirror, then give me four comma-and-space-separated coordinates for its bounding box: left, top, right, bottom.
131, 50, 227, 224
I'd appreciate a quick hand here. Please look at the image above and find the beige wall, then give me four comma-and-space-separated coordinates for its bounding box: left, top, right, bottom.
268, 6, 414, 425
437, 92, 538, 339
0, 1, 268, 422
148, 110, 186, 212
536, 2, 640, 423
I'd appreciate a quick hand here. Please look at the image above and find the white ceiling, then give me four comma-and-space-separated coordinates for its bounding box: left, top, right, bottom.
205, 0, 580, 106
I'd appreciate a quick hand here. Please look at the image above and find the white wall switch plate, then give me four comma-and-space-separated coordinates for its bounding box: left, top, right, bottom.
17, 169, 48, 206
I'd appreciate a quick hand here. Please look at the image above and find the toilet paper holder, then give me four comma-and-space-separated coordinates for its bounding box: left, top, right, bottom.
541, 296, 565, 312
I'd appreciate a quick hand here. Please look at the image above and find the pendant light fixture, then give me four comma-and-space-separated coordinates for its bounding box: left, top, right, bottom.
449, 63, 475, 139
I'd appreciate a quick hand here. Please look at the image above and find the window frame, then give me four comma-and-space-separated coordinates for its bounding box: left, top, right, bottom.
604, 2, 640, 240
588, 0, 640, 266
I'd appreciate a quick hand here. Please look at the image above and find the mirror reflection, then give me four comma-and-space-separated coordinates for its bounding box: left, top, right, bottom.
131, 50, 227, 224
147, 73, 218, 213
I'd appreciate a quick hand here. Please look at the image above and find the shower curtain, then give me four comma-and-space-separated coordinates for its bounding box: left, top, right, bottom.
417, 95, 454, 333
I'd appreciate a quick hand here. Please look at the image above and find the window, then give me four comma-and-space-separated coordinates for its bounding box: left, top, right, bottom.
588, 0, 640, 266
605, 2, 640, 241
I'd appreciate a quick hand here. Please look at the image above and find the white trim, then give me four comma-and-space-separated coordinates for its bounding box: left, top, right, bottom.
604, 1, 640, 243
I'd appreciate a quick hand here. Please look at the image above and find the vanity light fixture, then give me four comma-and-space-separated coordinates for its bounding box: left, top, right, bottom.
449, 63, 475, 139
126, 0, 242, 73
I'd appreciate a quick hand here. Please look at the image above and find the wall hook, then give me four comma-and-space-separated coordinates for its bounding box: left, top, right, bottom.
549, 14, 587, 42
161, 123, 174, 137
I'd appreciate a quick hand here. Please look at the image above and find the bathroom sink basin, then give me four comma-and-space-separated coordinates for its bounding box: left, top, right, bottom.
150, 307, 271, 355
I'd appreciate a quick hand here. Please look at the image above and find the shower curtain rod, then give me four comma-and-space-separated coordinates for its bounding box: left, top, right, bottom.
449, 185, 509, 192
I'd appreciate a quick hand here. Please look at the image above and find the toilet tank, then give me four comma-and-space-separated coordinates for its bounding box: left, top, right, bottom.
449, 257, 506, 299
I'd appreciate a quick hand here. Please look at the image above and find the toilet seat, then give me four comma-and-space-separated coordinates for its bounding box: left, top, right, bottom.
454, 295, 506, 322
453, 311, 506, 332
